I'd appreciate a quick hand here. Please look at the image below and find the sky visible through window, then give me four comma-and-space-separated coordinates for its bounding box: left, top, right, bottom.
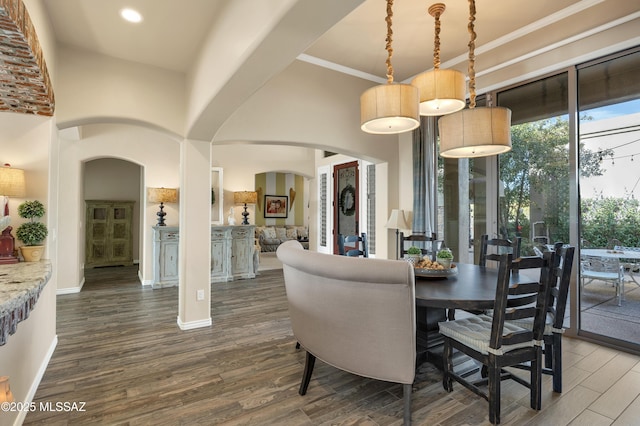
580, 98, 640, 199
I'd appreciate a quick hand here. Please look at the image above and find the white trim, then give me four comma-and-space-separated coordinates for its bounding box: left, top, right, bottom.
57, 278, 84, 295
296, 53, 386, 84
177, 316, 212, 330
139, 269, 153, 286
14, 335, 58, 426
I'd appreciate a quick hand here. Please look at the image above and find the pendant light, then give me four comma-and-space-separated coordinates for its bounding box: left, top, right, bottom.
360, 0, 419, 134
438, 0, 512, 158
411, 3, 466, 116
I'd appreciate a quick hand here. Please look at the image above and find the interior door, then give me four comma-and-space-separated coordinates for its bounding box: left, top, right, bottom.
333, 161, 359, 254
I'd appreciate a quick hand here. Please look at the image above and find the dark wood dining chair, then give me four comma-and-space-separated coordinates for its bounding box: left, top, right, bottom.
337, 233, 368, 257
509, 242, 575, 393
399, 232, 438, 261
478, 234, 522, 267
439, 251, 555, 424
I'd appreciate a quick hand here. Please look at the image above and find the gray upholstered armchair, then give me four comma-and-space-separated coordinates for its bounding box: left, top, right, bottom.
277, 240, 416, 425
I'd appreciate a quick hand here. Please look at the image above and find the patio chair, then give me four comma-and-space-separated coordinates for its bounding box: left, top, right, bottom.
581, 255, 625, 306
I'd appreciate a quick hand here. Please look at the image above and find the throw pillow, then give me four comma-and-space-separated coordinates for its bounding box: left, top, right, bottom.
262, 227, 276, 240
296, 226, 308, 239
286, 228, 297, 240
275, 227, 288, 241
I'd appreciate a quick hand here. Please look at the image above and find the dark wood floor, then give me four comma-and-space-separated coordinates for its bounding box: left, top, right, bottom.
24, 265, 640, 425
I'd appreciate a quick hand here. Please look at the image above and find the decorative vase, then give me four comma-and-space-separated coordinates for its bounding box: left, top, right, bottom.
20, 245, 44, 262
404, 254, 422, 266
437, 257, 452, 269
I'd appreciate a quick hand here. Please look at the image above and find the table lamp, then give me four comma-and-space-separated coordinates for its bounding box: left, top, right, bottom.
234, 191, 258, 225
0, 164, 25, 264
385, 209, 409, 260
148, 187, 178, 226
0, 376, 13, 403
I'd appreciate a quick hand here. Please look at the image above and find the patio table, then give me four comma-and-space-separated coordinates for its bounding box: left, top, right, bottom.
581, 248, 640, 285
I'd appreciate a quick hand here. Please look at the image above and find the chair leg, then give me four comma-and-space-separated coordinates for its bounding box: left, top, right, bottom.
442, 339, 453, 392
403, 383, 412, 425
552, 333, 562, 393
488, 356, 500, 425
531, 347, 543, 410
299, 351, 316, 395
544, 338, 553, 370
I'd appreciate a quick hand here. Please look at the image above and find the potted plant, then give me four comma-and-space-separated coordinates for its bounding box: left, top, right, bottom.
16, 200, 48, 262
405, 246, 423, 265
436, 248, 454, 268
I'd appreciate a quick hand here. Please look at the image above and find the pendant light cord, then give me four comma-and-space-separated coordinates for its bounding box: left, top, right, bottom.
467, 0, 477, 108
385, 0, 394, 84
429, 3, 445, 70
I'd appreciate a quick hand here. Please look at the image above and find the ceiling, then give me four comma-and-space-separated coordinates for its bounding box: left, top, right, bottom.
41, 0, 639, 86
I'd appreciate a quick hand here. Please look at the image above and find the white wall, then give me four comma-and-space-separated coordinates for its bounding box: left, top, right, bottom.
57, 124, 180, 291
0, 113, 56, 426
84, 158, 142, 262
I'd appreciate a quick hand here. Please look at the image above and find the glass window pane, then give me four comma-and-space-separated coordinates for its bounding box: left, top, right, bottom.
578, 49, 640, 347
497, 73, 570, 256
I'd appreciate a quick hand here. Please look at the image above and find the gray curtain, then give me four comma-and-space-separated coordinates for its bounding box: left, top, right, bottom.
412, 116, 437, 237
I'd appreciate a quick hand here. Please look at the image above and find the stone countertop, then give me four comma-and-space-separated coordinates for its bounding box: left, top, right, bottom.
0, 260, 52, 345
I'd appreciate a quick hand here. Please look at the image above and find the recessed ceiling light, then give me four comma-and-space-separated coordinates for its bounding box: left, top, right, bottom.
120, 8, 143, 23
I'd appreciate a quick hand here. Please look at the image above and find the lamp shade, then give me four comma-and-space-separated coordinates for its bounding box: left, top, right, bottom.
147, 187, 178, 203
0, 165, 25, 197
438, 106, 512, 158
411, 69, 466, 116
360, 83, 420, 134
385, 209, 409, 230
234, 191, 257, 204
0, 376, 13, 403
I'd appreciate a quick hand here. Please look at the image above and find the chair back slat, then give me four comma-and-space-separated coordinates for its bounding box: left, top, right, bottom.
399, 232, 438, 260
479, 235, 522, 267
338, 233, 368, 257
489, 251, 555, 351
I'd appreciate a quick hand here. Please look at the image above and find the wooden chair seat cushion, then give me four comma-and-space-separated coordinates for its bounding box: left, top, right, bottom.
439, 314, 541, 356
507, 317, 564, 335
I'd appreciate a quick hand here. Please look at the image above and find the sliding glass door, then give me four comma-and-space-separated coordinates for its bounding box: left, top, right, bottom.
577, 49, 640, 349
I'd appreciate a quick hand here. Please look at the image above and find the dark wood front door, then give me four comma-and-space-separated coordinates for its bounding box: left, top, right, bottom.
333, 161, 359, 254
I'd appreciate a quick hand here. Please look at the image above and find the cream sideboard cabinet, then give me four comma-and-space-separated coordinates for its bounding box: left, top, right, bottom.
152, 225, 255, 288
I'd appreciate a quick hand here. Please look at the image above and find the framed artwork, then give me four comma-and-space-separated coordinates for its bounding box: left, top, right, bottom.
264, 195, 288, 218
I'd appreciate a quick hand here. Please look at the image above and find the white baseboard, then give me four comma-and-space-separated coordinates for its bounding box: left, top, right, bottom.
15, 335, 58, 426
139, 270, 153, 286
57, 277, 84, 295
177, 316, 212, 330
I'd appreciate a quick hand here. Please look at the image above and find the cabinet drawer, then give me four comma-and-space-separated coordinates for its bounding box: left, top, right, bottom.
161, 231, 179, 241
232, 227, 252, 238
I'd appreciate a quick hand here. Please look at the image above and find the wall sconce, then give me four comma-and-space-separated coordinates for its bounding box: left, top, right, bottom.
234, 191, 258, 225
0, 164, 26, 264
147, 187, 178, 226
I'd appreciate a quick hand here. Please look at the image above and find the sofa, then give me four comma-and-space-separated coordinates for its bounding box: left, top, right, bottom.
256, 225, 308, 252
276, 240, 416, 424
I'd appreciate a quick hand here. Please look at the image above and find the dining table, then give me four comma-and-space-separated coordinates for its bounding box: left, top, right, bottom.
413, 262, 538, 369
